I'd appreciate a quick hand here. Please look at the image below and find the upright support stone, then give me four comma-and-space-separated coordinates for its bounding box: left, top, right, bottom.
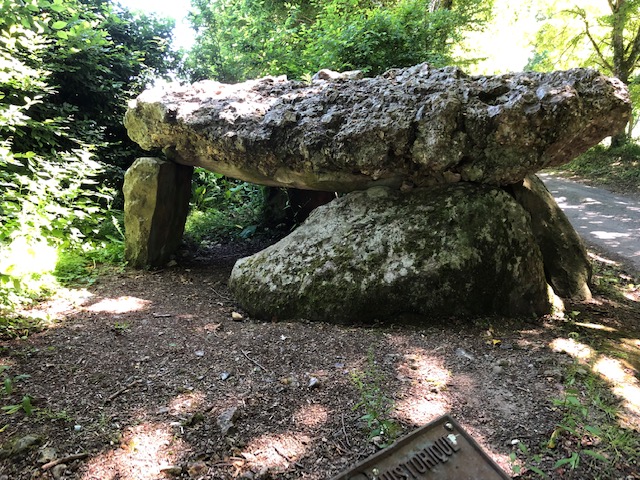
123, 157, 193, 268
509, 175, 592, 301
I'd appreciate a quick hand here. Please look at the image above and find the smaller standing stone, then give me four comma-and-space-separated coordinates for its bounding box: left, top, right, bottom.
123, 157, 193, 268
510, 174, 592, 300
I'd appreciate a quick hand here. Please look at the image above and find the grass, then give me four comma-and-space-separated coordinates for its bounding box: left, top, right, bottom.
547, 362, 635, 474
511, 357, 639, 478
350, 348, 402, 448
509, 246, 640, 478
550, 142, 640, 195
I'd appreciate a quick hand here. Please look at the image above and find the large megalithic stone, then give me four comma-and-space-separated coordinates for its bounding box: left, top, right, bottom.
124, 64, 630, 192
229, 184, 555, 323
123, 157, 193, 268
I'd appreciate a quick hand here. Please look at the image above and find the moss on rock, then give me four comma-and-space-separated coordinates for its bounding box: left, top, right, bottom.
229, 183, 552, 323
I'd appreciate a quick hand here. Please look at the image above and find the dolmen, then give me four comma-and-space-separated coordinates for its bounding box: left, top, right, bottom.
124, 63, 631, 322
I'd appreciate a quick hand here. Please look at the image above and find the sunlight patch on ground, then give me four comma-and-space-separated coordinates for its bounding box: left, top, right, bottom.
551, 337, 640, 429
573, 322, 617, 333
515, 327, 549, 350
40, 288, 93, 314
293, 403, 329, 428
240, 433, 310, 472
588, 251, 619, 265
82, 423, 187, 480
17, 287, 94, 325
393, 350, 450, 426
593, 356, 640, 429
623, 285, 640, 302
550, 337, 595, 360
85, 296, 150, 314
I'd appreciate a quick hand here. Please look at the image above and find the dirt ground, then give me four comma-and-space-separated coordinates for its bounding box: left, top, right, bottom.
1, 240, 639, 480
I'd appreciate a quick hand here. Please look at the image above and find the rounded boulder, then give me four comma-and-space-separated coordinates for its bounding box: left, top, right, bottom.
229, 184, 553, 323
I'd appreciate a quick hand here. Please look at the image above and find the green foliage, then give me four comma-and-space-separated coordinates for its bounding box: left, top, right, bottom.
509, 441, 546, 477
350, 349, 401, 447
528, 0, 640, 142
0, 367, 32, 417
510, 355, 639, 477
185, 168, 265, 244
186, 0, 493, 82
547, 362, 638, 475
552, 143, 640, 195
0, 0, 171, 333
112, 320, 130, 333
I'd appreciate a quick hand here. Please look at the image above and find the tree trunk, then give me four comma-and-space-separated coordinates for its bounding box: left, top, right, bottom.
610, 132, 629, 149
609, 0, 632, 148
429, 0, 453, 13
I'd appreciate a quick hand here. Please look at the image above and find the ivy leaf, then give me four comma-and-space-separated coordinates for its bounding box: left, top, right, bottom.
51, 20, 67, 30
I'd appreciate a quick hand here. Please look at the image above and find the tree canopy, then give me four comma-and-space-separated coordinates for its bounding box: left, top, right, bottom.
185, 0, 494, 82
529, 0, 640, 141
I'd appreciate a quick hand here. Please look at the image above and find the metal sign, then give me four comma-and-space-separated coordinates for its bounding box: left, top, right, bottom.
331, 414, 511, 480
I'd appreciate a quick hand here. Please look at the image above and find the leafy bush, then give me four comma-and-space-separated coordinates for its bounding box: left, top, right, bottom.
187, 0, 493, 82
0, 0, 174, 334
185, 168, 265, 244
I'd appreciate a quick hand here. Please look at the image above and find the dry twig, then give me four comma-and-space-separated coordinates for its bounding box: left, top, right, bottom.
341, 412, 351, 447
105, 379, 142, 403
241, 350, 271, 374
41, 452, 89, 470
273, 446, 305, 470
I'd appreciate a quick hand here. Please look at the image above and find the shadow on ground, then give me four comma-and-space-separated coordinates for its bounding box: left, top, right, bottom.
0, 244, 638, 479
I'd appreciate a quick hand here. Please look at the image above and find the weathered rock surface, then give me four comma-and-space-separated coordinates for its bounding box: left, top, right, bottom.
125, 64, 630, 192
510, 175, 592, 300
229, 184, 553, 323
123, 157, 193, 268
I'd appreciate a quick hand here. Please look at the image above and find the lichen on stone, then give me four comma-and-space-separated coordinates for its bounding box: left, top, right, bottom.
229, 183, 552, 323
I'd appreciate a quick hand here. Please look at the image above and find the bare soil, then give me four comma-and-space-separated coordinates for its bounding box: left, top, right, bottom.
1, 240, 639, 480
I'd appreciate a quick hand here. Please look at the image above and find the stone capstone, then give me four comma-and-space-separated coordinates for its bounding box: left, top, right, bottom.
229, 184, 553, 323
124, 64, 630, 192
510, 175, 592, 301
123, 157, 193, 268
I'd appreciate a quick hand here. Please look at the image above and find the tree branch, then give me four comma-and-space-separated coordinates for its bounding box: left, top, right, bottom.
568, 8, 614, 72
624, 24, 640, 74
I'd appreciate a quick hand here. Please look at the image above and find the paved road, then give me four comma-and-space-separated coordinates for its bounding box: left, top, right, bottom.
540, 173, 640, 270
